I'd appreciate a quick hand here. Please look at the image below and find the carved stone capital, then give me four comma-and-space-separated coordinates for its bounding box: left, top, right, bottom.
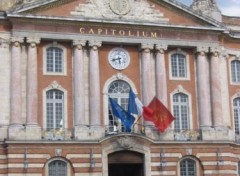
210, 47, 221, 56
89, 40, 102, 49
11, 37, 24, 47
155, 44, 168, 54
73, 40, 86, 50
196, 46, 209, 56
0, 37, 10, 48
141, 43, 154, 53
27, 37, 40, 48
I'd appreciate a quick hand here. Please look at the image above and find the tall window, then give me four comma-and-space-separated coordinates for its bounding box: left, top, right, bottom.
234, 98, 240, 134
108, 80, 130, 132
231, 60, 240, 83
48, 160, 67, 176
173, 93, 190, 132
238, 161, 240, 175
180, 158, 197, 176
46, 47, 64, 73
46, 89, 64, 130
171, 53, 187, 78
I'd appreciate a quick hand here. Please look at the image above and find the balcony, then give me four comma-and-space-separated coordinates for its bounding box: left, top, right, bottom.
42, 128, 73, 141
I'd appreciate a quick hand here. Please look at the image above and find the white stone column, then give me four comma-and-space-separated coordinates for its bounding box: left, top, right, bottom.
141, 43, 154, 127
26, 37, 40, 126
210, 47, 223, 128
10, 37, 24, 126
89, 40, 102, 126
196, 46, 212, 128
155, 44, 168, 107
73, 40, 86, 126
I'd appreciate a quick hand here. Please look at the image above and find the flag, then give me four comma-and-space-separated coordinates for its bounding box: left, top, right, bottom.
128, 89, 154, 120
109, 98, 135, 132
145, 97, 175, 133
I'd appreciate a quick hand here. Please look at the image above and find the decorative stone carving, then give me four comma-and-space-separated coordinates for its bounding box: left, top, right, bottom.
55, 149, 62, 156
117, 136, 136, 149
71, 0, 169, 23
155, 44, 168, 53
47, 81, 62, 89
0, 37, 10, 48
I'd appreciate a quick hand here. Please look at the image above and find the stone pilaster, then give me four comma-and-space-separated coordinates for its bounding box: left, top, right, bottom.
73, 40, 86, 126
26, 37, 40, 126
10, 37, 24, 126
196, 46, 212, 129
155, 44, 168, 107
210, 47, 224, 128
141, 43, 154, 129
89, 40, 102, 126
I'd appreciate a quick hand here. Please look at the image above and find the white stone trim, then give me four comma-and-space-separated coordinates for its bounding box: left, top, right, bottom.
170, 85, 193, 130
66, 154, 102, 159
168, 48, 190, 81
228, 55, 240, 85
73, 163, 102, 168
151, 171, 176, 175
43, 42, 67, 76
45, 158, 72, 176
7, 154, 50, 159
204, 170, 236, 174
102, 73, 138, 126
42, 81, 68, 129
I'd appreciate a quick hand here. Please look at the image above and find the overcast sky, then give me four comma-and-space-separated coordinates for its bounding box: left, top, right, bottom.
179, 0, 240, 16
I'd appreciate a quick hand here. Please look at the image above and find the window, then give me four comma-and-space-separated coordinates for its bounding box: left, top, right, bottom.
173, 93, 190, 132
48, 160, 67, 176
47, 47, 63, 73
171, 53, 187, 78
43, 44, 67, 75
180, 158, 197, 176
108, 80, 130, 132
46, 89, 64, 130
234, 98, 240, 134
231, 60, 240, 83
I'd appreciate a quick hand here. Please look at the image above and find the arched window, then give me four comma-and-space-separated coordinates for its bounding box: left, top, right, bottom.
231, 60, 240, 83
173, 93, 190, 132
180, 158, 197, 176
171, 53, 187, 78
46, 89, 64, 130
46, 47, 64, 73
108, 80, 131, 132
234, 97, 240, 134
48, 160, 67, 176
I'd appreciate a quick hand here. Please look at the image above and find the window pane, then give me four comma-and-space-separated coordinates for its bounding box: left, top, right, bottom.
49, 160, 67, 176
171, 53, 187, 78
231, 60, 240, 83
108, 80, 131, 132
234, 98, 240, 134
180, 159, 196, 176
173, 93, 189, 131
46, 47, 63, 73
46, 90, 64, 130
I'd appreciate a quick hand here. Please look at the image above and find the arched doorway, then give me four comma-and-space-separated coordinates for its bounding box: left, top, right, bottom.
108, 151, 144, 176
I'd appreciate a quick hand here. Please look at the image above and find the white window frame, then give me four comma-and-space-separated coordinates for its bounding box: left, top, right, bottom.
178, 157, 199, 176
170, 85, 193, 131
232, 93, 240, 135
43, 42, 67, 76
229, 56, 240, 85
103, 73, 138, 129
169, 49, 190, 80
45, 158, 71, 176
43, 81, 68, 130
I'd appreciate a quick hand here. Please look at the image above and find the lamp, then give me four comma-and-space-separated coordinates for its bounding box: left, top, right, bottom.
90, 148, 95, 169
159, 149, 167, 168
24, 147, 29, 170
216, 148, 224, 166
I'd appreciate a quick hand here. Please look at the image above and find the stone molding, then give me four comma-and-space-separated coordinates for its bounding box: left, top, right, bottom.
11, 36, 24, 47
73, 40, 86, 47
27, 37, 40, 48
141, 43, 154, 51
196, 45, 209, 55
88, 40, 102, 48
210, 46, 221, 56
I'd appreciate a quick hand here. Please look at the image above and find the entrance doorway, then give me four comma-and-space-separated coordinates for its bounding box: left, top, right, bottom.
108, 151, 144, 176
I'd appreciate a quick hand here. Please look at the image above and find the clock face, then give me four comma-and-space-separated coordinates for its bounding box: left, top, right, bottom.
108, 48, 130, 70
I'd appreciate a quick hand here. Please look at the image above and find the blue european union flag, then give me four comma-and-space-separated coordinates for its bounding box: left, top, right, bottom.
109, 98, 135, 132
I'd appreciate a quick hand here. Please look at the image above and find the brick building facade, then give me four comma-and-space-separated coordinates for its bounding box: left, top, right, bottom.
0, 0, 240, 175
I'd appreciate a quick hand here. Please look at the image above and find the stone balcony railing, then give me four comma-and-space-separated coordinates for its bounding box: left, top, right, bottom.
42, 128, 73, 141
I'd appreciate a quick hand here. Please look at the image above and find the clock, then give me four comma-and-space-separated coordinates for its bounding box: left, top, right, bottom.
108, 47, 130, 70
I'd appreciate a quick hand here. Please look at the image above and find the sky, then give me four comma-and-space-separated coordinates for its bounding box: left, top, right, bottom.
179, 0, 240, 17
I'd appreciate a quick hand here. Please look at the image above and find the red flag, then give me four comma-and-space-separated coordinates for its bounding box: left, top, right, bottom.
144, 97, 175, 132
